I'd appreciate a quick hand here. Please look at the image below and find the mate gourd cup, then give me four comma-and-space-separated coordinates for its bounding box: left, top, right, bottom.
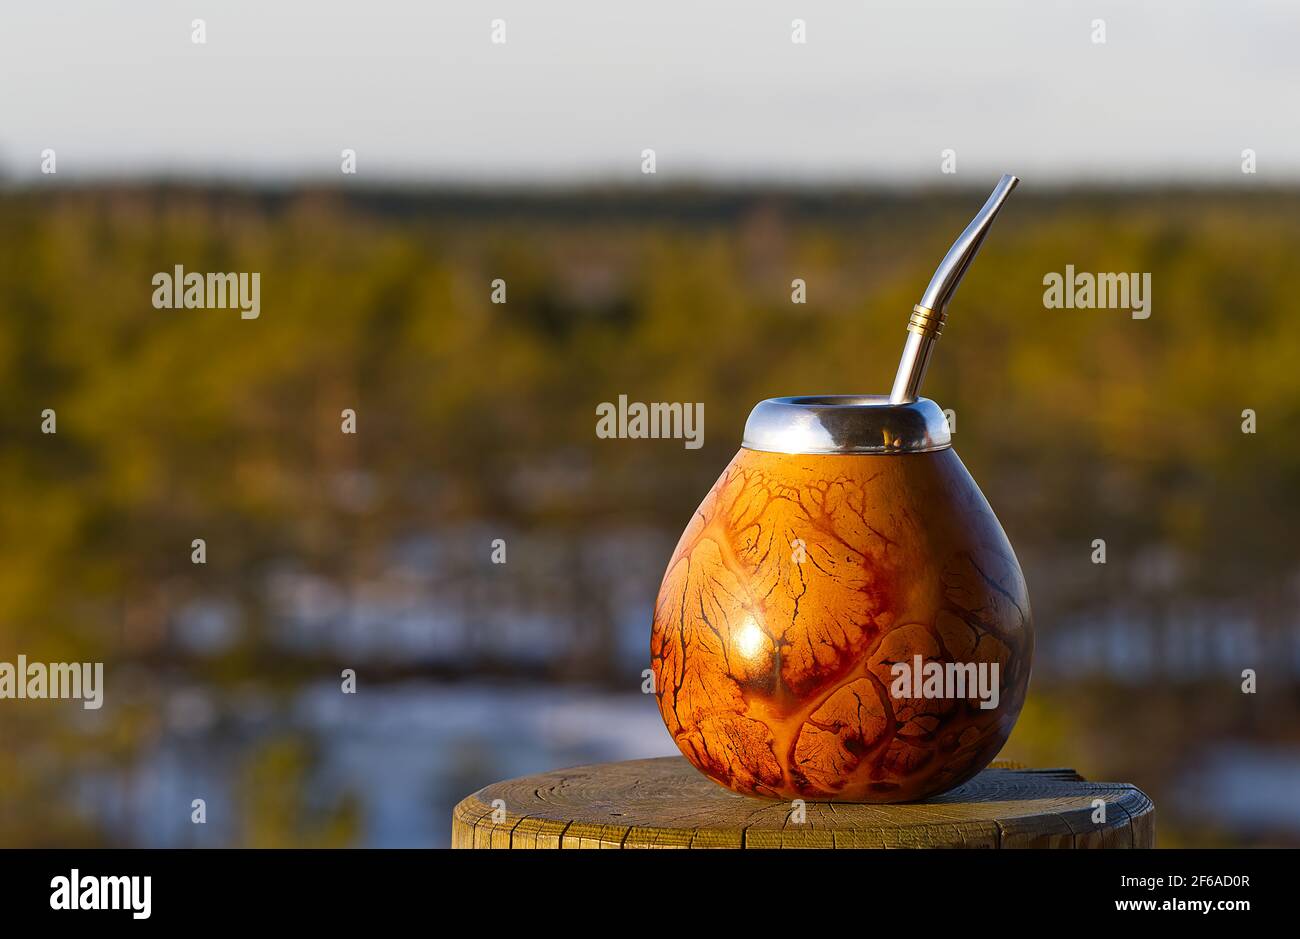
650, 176, 1033, 802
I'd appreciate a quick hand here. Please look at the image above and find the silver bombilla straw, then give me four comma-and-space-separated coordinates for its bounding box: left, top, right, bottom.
888, 174, 1020, 404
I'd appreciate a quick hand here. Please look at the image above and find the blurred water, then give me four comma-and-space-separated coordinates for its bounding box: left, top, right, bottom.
83, 682, 678, 847
80, 527, 1300, 846
79, 678, 1300, 847
1042, 606, 1300, 682
1174, 745, 1300, 837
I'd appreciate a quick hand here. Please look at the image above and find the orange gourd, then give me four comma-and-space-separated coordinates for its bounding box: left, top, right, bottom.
650, 175, 1031, 802
650, 440, 1031, 802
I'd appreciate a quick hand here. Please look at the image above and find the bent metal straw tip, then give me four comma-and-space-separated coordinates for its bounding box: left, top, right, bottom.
889, 174, 1019, 404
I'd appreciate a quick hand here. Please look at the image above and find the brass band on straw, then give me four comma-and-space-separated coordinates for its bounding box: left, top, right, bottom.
906, 304, 945, 339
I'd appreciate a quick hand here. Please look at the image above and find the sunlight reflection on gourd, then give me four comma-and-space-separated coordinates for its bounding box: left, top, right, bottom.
735, 616, 767, 661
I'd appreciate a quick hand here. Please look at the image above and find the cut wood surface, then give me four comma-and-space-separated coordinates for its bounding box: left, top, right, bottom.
451, 756, 1155, 848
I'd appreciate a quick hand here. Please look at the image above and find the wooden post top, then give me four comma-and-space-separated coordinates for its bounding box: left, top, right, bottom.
452, 756, 1155, 849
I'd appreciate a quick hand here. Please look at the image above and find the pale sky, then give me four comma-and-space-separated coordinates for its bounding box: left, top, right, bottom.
2, 0, 1297, 183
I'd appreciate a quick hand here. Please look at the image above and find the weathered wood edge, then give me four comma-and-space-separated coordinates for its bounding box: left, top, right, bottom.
450, 764, 1156, 850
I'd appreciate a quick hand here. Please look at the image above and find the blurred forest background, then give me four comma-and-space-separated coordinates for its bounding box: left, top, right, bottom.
1, 183, 1298, 846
